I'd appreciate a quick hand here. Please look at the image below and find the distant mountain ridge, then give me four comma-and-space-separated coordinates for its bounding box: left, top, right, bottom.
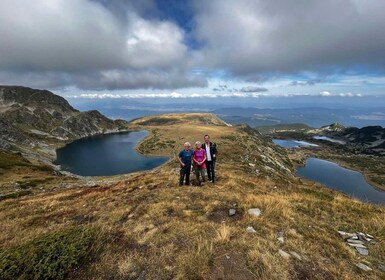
0, 86, 128, 156
311, 123, 385, 156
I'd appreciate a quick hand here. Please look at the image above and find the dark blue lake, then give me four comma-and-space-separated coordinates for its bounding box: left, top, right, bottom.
296, 158, 385, 205
54, 131, 168, 176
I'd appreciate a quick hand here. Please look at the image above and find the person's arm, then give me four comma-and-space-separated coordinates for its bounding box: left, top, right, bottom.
212, 143, 217, 158
178, 151, 185, 166
178, 156, 185, 166
193, 151, 199, 164
201, 150, 207, 165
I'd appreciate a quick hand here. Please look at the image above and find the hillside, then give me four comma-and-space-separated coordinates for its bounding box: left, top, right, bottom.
1, 109, 385, 279
0, 86, 129, 161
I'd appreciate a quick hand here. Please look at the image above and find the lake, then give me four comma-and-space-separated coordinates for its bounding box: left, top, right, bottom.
296, 158, 385, 205
272, 139, 319, 148
54, 131, 168, 176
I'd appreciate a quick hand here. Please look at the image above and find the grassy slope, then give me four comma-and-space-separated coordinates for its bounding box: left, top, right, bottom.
0, 113, 385, 279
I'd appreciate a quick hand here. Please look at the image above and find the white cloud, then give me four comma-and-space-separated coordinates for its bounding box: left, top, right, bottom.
0, 0, 203, 90
70, 90, 269, 99
320, 91, 332, 96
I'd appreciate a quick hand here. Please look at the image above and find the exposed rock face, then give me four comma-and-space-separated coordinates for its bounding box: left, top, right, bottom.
0, 86, 128, 155
309, 122, 385, 156
341, 126, 385, 155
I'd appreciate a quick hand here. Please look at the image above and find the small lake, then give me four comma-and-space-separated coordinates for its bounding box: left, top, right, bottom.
296, 158, 385, 205
273, 139, 319, 148
54, 131, 168, 176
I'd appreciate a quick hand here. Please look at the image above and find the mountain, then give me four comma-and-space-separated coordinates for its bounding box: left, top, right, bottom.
309, 123, 385, 156
1, 107, 385, 279
337, 126, 385, 156
0, 86, 129, 157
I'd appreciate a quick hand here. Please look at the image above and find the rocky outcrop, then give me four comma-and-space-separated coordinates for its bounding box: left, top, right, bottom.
0, 86, 129, 155
309, 122, 385, 156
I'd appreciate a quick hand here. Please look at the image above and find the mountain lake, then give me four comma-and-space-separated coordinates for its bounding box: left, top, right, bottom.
296, 158, 385, 205
54, 131, 168, 176
273, 139, 385, 205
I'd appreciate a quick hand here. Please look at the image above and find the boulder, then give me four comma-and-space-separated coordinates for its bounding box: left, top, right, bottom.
248, 208, 261, 217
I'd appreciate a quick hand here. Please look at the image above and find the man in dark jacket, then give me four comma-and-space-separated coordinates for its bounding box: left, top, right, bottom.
202, 135, 217, 183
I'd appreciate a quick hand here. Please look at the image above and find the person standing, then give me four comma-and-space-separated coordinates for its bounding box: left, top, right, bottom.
202, 135, 217, 183
193, 141, 207, 185
178, 142, 193, 186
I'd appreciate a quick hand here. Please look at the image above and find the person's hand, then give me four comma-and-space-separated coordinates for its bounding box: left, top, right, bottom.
181, 163, 185, 167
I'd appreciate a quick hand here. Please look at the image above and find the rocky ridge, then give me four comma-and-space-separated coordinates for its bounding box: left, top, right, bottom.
309, 123, 385, 156
0, 86, 129, 160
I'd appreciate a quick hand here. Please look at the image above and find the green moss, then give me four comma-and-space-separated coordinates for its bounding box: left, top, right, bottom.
0, 152, 31, 169
0, 227, 98, 280
301, 188, 334, 202
16, 178, 54, 189
0, 190, 32, 201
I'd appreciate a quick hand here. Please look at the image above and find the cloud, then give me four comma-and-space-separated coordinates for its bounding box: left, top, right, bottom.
318, 91, 362, 97
0, 0, 204, 90
291, 79, 323, 86
70, 90, 268, 99
193, 0, 385, 80
319, 91, 332, 96
239, 86, 268, 93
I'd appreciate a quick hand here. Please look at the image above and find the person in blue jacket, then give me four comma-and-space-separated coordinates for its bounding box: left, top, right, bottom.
178, 142, 193, 186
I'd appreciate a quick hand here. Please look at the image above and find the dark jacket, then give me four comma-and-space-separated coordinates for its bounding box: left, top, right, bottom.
201, 142, 217, 161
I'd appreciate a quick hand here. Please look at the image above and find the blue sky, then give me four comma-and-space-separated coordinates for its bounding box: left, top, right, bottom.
1, 0, 385, 99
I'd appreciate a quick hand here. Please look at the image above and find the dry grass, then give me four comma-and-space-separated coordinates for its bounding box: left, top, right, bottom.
1, 113, 385, 279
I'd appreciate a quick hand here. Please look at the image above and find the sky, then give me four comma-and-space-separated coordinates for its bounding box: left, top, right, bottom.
1, 0, 385, 99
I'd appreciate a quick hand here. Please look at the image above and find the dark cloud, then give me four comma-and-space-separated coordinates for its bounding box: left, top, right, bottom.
290, 79, 323, 86
193, 0, 385, 79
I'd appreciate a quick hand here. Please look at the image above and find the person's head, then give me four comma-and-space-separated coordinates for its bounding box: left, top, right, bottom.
195, 141, 201, 149
204, 134, 210, 144
184, 142, 191, 150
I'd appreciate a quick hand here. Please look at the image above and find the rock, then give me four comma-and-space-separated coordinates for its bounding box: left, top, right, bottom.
378, 264, 385, 272
290, 251, 302, 261
347, 243, 367, 249
248, 208, 261, 218
248, 163, 255, 167
365, 233, 374, 239
356, 263, 372, 272
337, 230, 355, 240
277, 237, 285, 243
278, 249, 291, 259
355, 247, 369, 256
246, 226, 257, 233
229, 209, 236, 216
277, 231, 285, 243
346, 239, 365, 245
